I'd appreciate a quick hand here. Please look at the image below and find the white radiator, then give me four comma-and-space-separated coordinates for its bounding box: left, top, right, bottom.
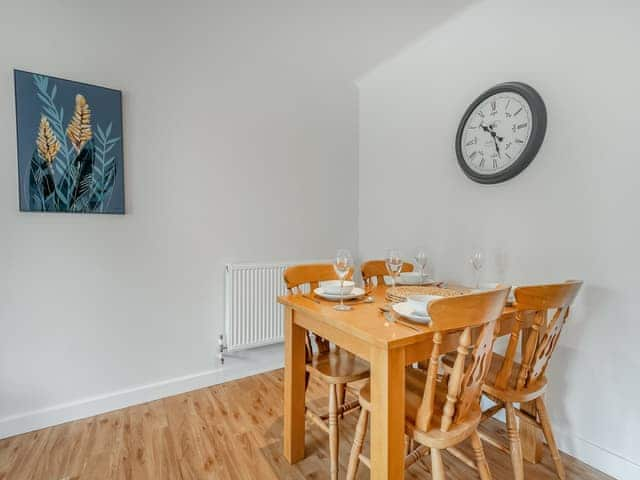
223, 260, 324, 352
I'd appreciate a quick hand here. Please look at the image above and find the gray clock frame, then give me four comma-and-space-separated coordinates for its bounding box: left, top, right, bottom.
455, 81, 547, 184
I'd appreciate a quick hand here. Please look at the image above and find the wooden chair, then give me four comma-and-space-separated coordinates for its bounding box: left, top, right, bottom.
470, 280, 583, 480
283, 264, 370, 480
361, 259, 413, 288
346, 287, 510, 480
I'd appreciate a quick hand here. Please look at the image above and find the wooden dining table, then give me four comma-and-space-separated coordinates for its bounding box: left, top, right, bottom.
278, 285, 543, 480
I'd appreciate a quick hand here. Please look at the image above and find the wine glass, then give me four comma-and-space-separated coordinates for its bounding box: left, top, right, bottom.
333, 249, 353, 311
470, 250, 484, 288
414, 248, 428, 284
385, 249, 403, 291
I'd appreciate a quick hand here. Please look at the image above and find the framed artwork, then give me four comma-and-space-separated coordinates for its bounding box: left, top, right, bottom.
14, 69, 124, 214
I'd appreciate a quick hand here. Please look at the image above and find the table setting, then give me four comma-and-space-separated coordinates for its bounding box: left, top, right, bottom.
298, 247, 517, 332
298, 248, 498, 330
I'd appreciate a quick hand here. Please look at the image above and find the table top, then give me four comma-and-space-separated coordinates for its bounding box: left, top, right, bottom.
278, 285, 516, 350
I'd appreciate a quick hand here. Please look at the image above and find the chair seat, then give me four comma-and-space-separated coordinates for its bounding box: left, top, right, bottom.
307, 349, 369, 384
442, 352, 547, 403
358, 367, 481, 449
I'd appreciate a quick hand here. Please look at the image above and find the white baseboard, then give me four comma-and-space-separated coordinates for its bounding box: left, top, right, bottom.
555, 429, 639, 480
480, 397, 638, 480
0, 343, 284, 440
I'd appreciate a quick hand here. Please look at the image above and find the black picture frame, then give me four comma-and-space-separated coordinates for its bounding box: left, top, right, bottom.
455, 81, 547, 185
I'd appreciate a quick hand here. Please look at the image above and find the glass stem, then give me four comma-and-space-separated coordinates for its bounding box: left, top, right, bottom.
340, 278, 344, 308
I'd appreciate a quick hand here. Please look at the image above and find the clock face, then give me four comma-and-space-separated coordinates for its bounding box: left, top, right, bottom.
461, 92, 532, 175
455, 82, 546, 184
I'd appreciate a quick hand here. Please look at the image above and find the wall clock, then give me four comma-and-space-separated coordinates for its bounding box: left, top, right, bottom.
455, 82, 547, 184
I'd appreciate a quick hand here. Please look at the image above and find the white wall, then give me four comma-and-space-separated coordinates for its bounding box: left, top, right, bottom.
0, 1, 361, 433
0, 0, 475, 437
358, 0, 640, 478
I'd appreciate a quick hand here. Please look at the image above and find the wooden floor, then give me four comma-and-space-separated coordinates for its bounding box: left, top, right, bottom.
0, 369, 613, 480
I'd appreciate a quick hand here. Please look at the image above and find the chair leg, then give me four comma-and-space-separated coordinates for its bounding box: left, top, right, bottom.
329, 384, 339, 480
536, 398, 566, 480
337, 383, 347, 418
470, 430, 492, 480
505, 402, 525, 480
346, 408, 369, 480
431, 448, 446, 480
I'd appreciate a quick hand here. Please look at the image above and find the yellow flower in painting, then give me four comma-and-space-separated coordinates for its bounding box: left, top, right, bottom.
67, 94, 92, 152
36, 115, 60, 165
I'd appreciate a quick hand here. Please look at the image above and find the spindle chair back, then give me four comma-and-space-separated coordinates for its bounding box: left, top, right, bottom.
479, 280, 583, 480
346, 287, 510, 480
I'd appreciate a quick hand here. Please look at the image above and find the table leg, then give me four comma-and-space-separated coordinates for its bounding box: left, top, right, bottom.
370, 346, 406, 480
284, 307, 306, 463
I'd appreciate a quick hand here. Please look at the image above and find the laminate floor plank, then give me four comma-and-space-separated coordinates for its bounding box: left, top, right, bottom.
0, 369, 615, 480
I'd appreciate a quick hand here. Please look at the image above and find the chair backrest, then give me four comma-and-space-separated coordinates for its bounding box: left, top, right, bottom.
283, 263, 345, 293
361, 260, 413, 287
493, 280, 583, 391
283, 263, 353, 358
415, 287, 510, 433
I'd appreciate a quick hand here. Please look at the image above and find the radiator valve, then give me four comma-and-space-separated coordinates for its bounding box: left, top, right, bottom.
218, 334, 228, 365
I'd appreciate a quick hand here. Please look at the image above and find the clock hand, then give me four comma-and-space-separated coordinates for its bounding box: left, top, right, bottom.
485, 122, 504, 142
489, 127, 501, 157
492, 135, 501, 157
482, 122, 504, 145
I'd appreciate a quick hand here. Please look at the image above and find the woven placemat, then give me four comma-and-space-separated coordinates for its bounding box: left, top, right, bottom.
386, 285, 471, 302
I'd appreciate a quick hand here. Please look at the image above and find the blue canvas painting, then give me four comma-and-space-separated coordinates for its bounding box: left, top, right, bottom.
14, 70, 124, 214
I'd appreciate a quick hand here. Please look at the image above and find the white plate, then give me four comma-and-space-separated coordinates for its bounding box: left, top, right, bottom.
321, 280, 356, 295
314, 287, 365, 301
392, 302, 431, 324
398, 278, 436, 286
407, 294, 443, 312
384, 275, 436, 286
